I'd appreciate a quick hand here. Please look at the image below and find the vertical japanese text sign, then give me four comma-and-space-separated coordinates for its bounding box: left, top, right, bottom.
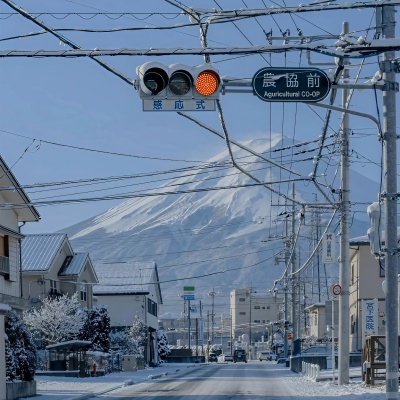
322, 231, 336, 264
361, 299, 378, 345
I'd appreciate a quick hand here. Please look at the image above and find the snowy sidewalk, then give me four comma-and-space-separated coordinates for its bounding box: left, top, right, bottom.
28, 363, 204, 400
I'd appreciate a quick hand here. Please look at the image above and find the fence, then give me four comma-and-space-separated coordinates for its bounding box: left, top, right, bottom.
302, 362, 320, 380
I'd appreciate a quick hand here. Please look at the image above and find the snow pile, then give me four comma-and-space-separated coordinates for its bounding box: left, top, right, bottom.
284, 375, 385, 397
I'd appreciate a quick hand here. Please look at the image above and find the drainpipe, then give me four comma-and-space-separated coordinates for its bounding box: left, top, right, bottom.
18, 222, 26, 299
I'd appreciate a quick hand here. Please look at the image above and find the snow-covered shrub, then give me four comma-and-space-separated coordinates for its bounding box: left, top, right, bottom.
157, 330, 170, 360
23, 292, 85, 344
5, 310, 36, 381
79, 306, 111, 352
109, 329, 142, 356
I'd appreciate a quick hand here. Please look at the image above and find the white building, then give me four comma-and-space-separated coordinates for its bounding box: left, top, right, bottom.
0, 155, 40, 400
21, 233, 98, 309
230, 288, 283, 342
93, 261, 162, 366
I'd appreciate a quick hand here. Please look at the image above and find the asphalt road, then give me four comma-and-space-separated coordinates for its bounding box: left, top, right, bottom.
98, 361, 298, 399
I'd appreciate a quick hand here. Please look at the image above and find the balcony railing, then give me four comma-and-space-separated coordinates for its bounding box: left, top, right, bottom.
0, 255, 10, 279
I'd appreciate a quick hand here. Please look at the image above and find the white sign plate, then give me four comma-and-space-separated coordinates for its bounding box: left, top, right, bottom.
143, 99, 216, 111
322, 231, 336, 264
361, 299, 378, 343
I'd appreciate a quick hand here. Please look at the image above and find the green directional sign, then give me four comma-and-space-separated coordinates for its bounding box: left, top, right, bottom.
252, 67, 331, 103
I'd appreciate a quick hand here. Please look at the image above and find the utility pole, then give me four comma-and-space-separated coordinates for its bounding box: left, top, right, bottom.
188, 299, 191, 352
230, 314, 233, 354
284, 216, 290, 359
291, 183, 298, 340
210, 288, 215, 344
338, 21, 351, 386
200, 300, 204, 356
382, 5, 398, 399
207, 310, 210, 361
249, 288, 252, 353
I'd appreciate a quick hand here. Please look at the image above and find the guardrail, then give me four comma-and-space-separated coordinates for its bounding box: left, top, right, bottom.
302, 361, 320, 380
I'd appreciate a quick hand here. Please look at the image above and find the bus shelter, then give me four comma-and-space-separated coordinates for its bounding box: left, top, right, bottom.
46, 340, 92, 377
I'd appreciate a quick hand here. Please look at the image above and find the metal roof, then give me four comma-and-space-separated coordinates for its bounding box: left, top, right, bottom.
21, 233, 67, 272
93, 261, 157, 295
59, 253, 89, 277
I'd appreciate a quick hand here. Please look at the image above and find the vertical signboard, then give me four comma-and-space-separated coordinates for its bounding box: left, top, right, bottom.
361, 299, 378, 345
198, 317, 204, 346
322, 231, 336, 264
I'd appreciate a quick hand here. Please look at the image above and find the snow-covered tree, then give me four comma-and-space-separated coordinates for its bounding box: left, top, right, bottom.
79, 306, 111, 352
157, 330, 170, 360
129, 314, 147, 356
23, 292, 85, 344
109, 329, 140, 355
5, 310, 36, 381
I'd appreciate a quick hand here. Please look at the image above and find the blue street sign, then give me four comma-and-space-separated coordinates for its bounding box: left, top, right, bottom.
252, 67, 331, 103
184, 295, 195, 300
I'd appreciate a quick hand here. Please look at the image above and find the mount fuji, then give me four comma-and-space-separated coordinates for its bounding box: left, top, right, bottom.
62, 135, 375, 313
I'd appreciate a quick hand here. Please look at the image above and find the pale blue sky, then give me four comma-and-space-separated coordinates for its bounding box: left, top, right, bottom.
0, 0, 397, 234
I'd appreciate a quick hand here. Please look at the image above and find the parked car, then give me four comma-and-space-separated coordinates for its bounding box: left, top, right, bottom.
224, 354, 234, 362
259, 351, 277, 361
209, 352, 218, 362
233, 349, 247, 363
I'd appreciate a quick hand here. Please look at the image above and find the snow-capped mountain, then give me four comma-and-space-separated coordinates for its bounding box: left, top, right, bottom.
62, 135, 375, 313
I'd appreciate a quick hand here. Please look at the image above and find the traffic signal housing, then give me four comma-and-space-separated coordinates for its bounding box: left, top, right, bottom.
136, 62, 221, 100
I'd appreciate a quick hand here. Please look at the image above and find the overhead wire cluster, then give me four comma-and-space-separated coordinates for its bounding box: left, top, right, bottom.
0, 0, 387, 303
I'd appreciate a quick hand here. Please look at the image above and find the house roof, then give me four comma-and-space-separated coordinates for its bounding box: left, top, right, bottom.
93, 261, 160, 296
21, 233, 68, 272
0, 155, 40, 222
59, 253, 90, 277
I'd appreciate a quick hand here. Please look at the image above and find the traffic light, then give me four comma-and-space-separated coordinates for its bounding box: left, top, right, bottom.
135, 62, 221, 111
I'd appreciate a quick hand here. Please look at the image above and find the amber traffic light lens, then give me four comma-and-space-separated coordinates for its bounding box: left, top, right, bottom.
195, 71, 220, 96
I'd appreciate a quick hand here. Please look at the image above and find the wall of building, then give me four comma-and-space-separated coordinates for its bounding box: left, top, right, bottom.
230, 289, 282, 340
0, 235, 21, 300
95, 294, 145, 328
349, 244, 386, 352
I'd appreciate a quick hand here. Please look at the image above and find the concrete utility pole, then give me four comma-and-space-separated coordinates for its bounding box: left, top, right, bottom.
382, 5, 399, 400
188, 299, 191, 351
291, 183, 298, 340
338, 21, 351, 386
284, 216, 290, 358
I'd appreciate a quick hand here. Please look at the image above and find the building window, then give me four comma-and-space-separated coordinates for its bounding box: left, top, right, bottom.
50, 279, 57, 294
147, 298, 158, 317
262, 320, 265, 323
239, 312, 246, 315
254, 306, 260, 309
239, 298, 245, 302
267, 306, 270, 309
262, 306, 265, 309
80, 282, 87, 301
351, 263, 355, 285
254, 320, 260, 323
379, 260, 385, 278
351, 314, 355, 334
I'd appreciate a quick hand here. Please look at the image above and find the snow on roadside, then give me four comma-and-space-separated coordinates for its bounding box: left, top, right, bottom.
284, 375, 385, 398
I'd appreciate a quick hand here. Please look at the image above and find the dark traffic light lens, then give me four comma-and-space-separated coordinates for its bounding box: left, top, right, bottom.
169, 71, 192, 96
143, 70, 168, 95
